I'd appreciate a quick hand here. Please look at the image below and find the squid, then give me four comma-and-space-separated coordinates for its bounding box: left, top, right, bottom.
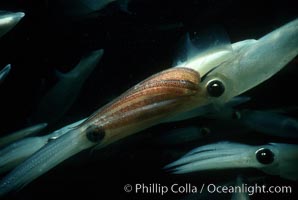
165, 142, 298, 181
0, 64, 11, 85
153, 97, 251, 146
0, 123, 47, 148
235, 109, 298, 138
53, 0, 131, 18
31, 49, 104, 124
204, 108, 298, 138
0, 18, 297, 196
0, 11, 25, 38
0, 119, 85, 174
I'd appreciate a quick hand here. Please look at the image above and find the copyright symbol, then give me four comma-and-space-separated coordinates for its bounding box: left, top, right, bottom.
124, 184, 133, 193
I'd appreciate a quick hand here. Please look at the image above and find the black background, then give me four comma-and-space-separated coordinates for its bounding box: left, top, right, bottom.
0, 0, 297, 199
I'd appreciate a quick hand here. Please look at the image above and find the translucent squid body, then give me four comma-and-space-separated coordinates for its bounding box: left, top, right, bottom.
0, 119, 85, 174
0, 11, 25, 38
165, 142, 298, 181
31, 49, 104, 124
0, 18, 297, 196
0, 64, 11, 85
234, 109, 298, 138
54, 0, 130, 18
0, 123, 47, 148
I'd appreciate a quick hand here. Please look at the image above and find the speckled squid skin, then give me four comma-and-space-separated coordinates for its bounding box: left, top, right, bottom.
81, 67, 206, 147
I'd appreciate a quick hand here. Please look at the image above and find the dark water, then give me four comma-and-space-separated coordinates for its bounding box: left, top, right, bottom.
0, 0, 297, 199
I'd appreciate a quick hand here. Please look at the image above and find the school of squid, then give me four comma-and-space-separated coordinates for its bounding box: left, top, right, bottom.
0, 4, 298, 199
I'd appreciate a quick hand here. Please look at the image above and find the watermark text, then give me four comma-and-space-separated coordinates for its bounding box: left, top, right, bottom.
123, 183, 292, 196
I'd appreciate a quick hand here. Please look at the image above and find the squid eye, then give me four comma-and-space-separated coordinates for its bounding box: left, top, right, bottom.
206, 80, 225, 97
255, 148, 275, 164
86, 126, 105, 143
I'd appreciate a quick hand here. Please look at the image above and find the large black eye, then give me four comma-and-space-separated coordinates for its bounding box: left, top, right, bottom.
207, 80, 225, 97
255, 148, 274, 164
86, 126, 105, 143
